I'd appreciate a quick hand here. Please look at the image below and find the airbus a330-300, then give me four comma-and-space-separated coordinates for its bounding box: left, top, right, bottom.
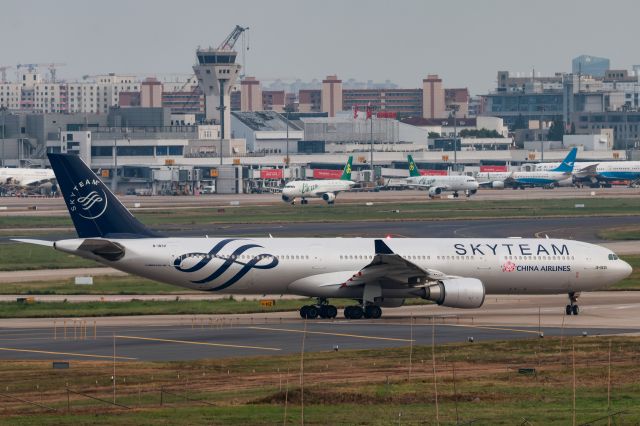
15, 153, 632, 320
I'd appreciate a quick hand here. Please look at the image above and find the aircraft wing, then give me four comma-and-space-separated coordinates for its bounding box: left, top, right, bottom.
574, 163, 599, 177
341, 240, 452, 288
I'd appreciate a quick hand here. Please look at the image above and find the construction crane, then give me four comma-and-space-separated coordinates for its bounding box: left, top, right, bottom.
16, 63, 66, 83
216, 25, 249, 51
0, 66, 13, 83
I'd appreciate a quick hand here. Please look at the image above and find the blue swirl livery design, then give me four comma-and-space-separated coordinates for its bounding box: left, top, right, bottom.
173, 238, 279, 291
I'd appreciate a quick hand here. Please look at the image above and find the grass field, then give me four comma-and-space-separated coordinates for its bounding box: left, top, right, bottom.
0, 337, 638, 424
0, 243, 100, 271
0, 297, 430, 318
2, 197, 640, 231
598, 225, 640, 240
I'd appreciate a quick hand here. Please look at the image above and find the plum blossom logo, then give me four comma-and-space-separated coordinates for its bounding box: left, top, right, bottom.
501, 261, 516, 272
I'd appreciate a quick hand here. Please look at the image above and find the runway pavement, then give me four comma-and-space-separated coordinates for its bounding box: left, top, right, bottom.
0, 291, 638, 361
1, 186, 639, 216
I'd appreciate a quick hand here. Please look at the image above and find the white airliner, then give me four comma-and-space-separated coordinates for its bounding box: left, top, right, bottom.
0, 167, 55, 187
281, 156, 355, 204
15, 153, 632, 320
404, 155, 479, 198
477, 147, 578, 189
535, 160, 640, 187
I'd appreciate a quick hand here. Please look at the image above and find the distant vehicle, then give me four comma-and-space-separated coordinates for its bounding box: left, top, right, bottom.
201, 185, 216, 194
477, 147, 578, 189
535, 160, 640, 188
15, 153, 632, 320
281, 156, 355, 205
0, 167, 55, 187
403, 155, 479, 198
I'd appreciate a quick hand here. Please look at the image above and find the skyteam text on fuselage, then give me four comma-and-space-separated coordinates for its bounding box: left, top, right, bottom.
404, 155, 479, 198
281, 156, 355, 204
478, 147, 578, 189
14, 153, 632, 320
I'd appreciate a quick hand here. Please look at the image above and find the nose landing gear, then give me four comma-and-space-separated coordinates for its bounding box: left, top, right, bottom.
565, 292, 580, 315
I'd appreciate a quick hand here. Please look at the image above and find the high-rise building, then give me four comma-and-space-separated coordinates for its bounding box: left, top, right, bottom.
572, 55, 610, 77
240, 77, 262, 111
422, 74, 446, 119
321, 75, 342, 117
140, 77, 163, 108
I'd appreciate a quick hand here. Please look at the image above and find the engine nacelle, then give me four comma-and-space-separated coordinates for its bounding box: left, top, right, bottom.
282, 194, 293, 203
423, 278, 485, 309
428, 187, 442, 197
322, 192, 336, 203
491, 181, 505, 189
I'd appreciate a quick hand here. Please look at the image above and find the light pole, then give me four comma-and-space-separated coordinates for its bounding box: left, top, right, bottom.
538, 106, 545, 162
369, 105, 374, 183
449, 105, 459, 169
0, 107, 6, 167
284, 105, 293, 177
112, 136, 118, 192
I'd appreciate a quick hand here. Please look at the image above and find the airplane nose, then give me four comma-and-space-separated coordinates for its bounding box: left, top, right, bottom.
620, 260, 633, 279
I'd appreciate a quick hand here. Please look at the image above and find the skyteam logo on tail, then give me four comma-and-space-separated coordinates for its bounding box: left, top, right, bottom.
68, 179, 108, 220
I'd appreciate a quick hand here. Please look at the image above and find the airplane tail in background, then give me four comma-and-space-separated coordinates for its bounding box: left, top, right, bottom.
339, 156, 353, 180
407, 155, 421, 177
47, 153, 161, 239
551, 147, 578, 173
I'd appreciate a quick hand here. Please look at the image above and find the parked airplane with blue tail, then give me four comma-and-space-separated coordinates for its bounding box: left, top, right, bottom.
477, 147, 578, 189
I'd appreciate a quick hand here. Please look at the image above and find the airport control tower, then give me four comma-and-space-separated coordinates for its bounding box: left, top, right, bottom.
193, 25, 247, 140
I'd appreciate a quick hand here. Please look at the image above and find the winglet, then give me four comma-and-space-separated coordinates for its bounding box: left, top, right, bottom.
375, 239, 394, 255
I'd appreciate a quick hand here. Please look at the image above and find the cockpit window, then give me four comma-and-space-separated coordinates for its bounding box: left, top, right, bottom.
284, 184, 295, 189
608, 254, 619, 260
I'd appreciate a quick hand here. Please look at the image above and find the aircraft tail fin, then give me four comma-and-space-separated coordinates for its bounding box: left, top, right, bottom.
47, 153, 161, 239
407, 155, 421, 177
551, 147, 578, 173
339, 156, 353, 180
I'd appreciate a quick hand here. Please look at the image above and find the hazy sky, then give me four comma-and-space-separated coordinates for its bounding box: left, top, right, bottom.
2, 0, 638, 94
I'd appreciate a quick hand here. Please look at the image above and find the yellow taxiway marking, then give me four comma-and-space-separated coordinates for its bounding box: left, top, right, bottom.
0, 347, 137, 360
248, 326, 414, 342
115, 335, 281, 351
435, 323, 542, 335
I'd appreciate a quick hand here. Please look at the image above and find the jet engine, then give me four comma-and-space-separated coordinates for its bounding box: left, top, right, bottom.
428, 187, 442, 197
422, 278, 485, 309
282, 194, 293, 203
491, 181, 505, 189
322, 193, 336, 204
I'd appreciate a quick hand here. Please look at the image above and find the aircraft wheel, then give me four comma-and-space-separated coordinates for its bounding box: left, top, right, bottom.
453, 192, 459, 198
572, 305, 580, 316
325, 305, 338, 319
344, 305, 363, 319
300, 305, 318, 319
565, 304, 572, 315
364, 305, 382, 319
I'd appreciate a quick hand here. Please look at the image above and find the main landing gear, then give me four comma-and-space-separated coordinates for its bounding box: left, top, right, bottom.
453, 192, 459, 198
299, 300, 383, 320
300, 198, 309, 205
565, 291, 580, 315
299, 298, 337, 319
344, 304, 382, 319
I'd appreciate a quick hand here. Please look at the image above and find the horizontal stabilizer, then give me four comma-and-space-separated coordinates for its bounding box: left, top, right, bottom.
11, 238, 54, 247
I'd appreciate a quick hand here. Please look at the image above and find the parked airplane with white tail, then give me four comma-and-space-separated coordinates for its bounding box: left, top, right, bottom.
0, 167, 55, 187
14, 153, 632, 319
